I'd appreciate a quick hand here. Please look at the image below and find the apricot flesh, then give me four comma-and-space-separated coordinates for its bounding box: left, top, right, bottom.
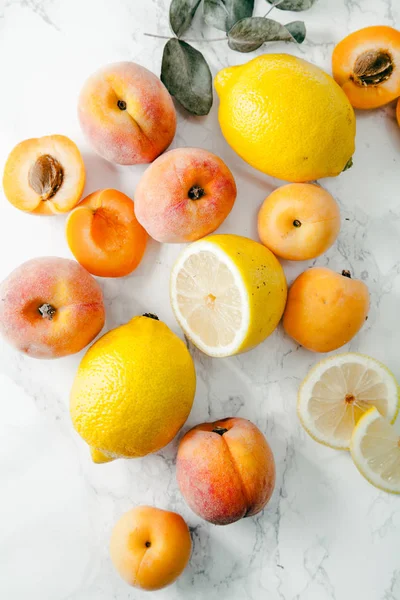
78, 62, 176, 165
258, 183, 341, 261
283, 267, 369, 353
177, 417, 276, 525
332, 26, 400, 109
3, 135, 85, 215
110, 506, 191, 590
66, 189, 147, 278
134, 148, 237, 243
0, 257, 105, 358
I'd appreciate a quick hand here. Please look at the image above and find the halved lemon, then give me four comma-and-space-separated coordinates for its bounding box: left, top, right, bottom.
170, 234, 287, 357
351, 407, 400, 494
298, 353, 399, 450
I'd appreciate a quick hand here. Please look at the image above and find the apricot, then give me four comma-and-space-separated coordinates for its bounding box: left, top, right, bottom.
110, 506, 191, 590
258, 183, 341, 261
78, 62, 176, 165
3, 135, 85, 215
134, 148, 237, 243
332, 26, 400, 109
66, 189, 147, 278
283, 267, 369, 353
0, 257, 105, 358
177, 417, 275, 525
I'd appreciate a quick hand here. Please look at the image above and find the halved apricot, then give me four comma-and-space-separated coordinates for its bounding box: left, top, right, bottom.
332, 26, 400, 109
66, 189, 147, 278
3, 135, 85, 215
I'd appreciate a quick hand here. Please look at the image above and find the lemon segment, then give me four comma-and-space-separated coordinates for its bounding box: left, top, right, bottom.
350, 407, 400, 494
298, 353, 399, 450
170, 234, 287, 358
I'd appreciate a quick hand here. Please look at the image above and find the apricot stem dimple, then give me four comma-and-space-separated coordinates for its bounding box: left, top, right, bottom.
212, 426, 228, 436
352, 50, 393, 86
28, 155, 64, 201
341, 270, 351, 279
145, 541, 151, 548
188, 185, 205, 200
293, 219, 301, 228
38, 303, 56, 320
142, 313, 159, 320
117, 99, 127, 110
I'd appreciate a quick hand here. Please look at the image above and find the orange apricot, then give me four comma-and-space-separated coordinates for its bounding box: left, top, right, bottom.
3, 135, 85, 215
283, 267, 369, 353
257, 183, 341, 261
332, 26, 400, 109
110, 506, 191, 590
66, 189, 147, 278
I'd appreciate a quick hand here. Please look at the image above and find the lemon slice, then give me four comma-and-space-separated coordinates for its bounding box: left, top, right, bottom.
298, 353, 399, 450
351, 407, 400, 494
170, 234, 287, 357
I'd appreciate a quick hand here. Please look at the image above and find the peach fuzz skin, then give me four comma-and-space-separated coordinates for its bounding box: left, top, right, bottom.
66, 189, 147, 278
177, 418, 276, 525
258, 183, 341, 261
78, 62, 176, 165
110, 506, 192, 591
283, 267, 369, 353
0, 257, 105, 359
134, 148, 237, 243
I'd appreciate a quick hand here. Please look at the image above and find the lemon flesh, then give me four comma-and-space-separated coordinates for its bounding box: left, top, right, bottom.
351, 407, 400, 494
70, 316, 196, 461
298, 353, 399, 450
215, 53, 356, 182
170, 234, 287, 357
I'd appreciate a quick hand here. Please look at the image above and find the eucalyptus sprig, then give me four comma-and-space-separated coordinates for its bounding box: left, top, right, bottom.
147, 0, 316, 116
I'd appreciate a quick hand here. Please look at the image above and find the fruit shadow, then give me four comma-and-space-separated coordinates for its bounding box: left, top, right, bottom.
99, 237, 163, 331
81, 152, 126, 196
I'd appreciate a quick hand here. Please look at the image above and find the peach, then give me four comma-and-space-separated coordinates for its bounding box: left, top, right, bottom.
283, 267, 370, 352
66, 189, 147, 277
258, 183, 341, 261
3, 135, 85, 215
177, 417, 275, 525
110, 506, 192, 591
134, 148, 237, 243
78, 62, 176, 165
0, 257, 105, 358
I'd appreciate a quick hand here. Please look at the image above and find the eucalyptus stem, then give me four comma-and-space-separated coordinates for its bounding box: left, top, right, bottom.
264, 0, 285, 17
144, 32, 227, 42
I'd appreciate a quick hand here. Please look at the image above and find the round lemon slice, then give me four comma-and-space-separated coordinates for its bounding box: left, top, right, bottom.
351, 407, 400, 494
298, 353, 399, 450
170, 234, 287, 358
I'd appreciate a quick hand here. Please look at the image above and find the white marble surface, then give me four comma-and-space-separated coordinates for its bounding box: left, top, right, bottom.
1, 0, 400, 598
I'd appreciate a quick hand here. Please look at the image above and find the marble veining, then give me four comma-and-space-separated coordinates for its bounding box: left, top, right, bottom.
1, 0, 400, 598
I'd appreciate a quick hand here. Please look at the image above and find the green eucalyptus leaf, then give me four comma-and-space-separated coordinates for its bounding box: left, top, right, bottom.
204, 0, 254, 32
169, 0, 202, 37
228, 17, 305, 52
266, 0, 317, 11
284, 20, 306, 43
161, 38, 213, 116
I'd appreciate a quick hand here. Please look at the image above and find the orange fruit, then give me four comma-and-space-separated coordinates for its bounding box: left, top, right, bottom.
283, 267, 369, 353
66, 189, 147, 278
257, 183, 341, 261
332, 26, 400, 109
110, 506, 191, 590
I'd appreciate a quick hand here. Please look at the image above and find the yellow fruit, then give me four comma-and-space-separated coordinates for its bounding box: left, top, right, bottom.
170, 234, 287, 357
70, 315, 196, 461
350, 407, 400, 494
298, 353, 399, 450
215, 53, 356, 182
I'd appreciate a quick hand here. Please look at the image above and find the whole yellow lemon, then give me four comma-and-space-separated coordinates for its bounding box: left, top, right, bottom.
70, 314, 196, 462
215, 54, 356, 182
